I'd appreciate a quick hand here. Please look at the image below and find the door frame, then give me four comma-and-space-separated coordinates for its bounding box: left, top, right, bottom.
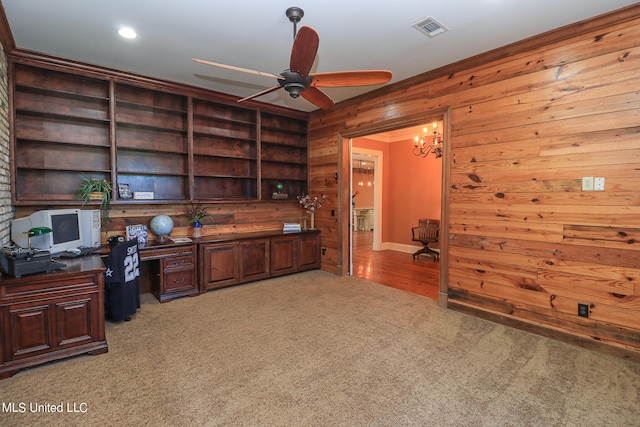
337, 107, 451, 307
349, 148, 383, 274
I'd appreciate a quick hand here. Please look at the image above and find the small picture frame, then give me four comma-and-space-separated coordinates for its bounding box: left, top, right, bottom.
126, 224, 148, 247
118, 183, 132, 199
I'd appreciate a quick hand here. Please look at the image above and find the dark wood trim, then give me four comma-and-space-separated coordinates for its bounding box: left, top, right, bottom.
0, 3, 16, 53
448, 300, 640, 364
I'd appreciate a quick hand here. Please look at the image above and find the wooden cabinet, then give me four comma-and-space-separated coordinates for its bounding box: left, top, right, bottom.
140, 244, 198, 302
199, 241, 241, 291
297, 232, 321, 271
271, 232, 321, 277
0, 257, 108, 379
199, 238, 270, 291
239, 238, 270, 282
270, 235, 297, 277
10, 58, 308, 205
200, 230, 320, 292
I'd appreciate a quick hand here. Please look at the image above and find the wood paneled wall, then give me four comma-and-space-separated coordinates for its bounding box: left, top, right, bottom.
14, 202, 305, 241
308, 5, 640, 359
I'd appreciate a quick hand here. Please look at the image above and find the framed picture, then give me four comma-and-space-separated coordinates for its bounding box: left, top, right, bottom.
126, 224, 148, 247
118, 183, 132, 199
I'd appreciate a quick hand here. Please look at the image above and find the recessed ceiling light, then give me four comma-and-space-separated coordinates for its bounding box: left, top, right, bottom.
117, 27, 137, 39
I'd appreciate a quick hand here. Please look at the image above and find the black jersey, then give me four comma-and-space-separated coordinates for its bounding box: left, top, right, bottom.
104, 239, 140, 322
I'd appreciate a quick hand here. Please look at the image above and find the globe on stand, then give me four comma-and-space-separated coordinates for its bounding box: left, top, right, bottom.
150, 215, 174, 242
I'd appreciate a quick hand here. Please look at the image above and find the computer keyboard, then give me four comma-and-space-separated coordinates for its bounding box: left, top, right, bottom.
56, 246, 99, 258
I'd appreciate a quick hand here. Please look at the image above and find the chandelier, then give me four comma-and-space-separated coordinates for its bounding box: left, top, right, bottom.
354, 160, 373, 187
413, 122, 443, 158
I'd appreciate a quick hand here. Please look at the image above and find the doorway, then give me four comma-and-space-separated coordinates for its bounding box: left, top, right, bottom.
347, 117, 446, 300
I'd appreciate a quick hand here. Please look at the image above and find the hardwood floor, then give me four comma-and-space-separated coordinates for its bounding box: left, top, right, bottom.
351, 231, 440, 300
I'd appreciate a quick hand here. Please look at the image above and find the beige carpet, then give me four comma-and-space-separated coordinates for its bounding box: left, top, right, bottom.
1, 270, 639, 427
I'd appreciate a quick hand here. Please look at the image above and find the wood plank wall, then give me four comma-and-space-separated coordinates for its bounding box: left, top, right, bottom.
308, 5, 640, 359
14, 202, 306, 241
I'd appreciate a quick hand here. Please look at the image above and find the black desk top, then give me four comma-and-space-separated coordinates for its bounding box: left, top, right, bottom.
0, 254, 106, 284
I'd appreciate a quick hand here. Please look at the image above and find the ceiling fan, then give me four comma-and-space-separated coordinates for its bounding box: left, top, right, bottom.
192, 7, 392, 109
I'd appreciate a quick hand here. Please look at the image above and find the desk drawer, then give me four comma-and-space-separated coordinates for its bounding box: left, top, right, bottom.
161, 255, 194, 271
163, 268, 195, 294
141, 244, 195, 260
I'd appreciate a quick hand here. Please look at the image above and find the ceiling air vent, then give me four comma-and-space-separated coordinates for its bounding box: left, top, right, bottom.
412, 16, 448, 38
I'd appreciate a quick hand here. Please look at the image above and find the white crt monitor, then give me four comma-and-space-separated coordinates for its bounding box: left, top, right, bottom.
11, 209, 100, 253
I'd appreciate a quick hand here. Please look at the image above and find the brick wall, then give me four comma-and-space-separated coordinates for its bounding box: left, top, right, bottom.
0, 42, 13, 244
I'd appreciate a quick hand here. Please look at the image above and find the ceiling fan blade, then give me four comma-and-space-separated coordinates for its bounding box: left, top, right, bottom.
290, 26, 319, 77
311, 70, 392, 88
237, 86, 282, 103
302, 86, 334, 109
192, 58, 284, 80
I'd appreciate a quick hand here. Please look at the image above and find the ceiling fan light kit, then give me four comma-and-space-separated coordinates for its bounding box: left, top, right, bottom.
192, 7, 392, 109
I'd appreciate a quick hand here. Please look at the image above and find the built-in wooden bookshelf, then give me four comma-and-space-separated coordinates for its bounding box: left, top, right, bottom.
260, 112, 308, 199
192, 99, 258, 200
10, 59, 309, 205
12, 63, 111, 202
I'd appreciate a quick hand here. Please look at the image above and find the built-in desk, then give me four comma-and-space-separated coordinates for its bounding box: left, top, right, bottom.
135, 230, 321, 300
138, 240, 198, 303
0, 256, 108, 379
0, 230, 321, 378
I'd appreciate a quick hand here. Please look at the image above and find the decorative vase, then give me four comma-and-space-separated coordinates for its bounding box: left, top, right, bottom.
309, 212, 315, 229
192, 221, 202, 238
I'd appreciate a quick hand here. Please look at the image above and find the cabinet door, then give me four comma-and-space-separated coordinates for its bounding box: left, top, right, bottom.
298, 233, 321, 271
5, 303, 53, 360
240, 239, 270, 282
54, 297, 98, 348
270, 235, 297, 277
200, 242, 241, 291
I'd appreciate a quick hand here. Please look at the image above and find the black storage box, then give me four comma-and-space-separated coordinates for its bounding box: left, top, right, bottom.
0, 249, 65, 277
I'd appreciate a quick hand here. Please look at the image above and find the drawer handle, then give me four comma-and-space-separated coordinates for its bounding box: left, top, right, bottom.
172, 277, 186, 284
171, 260, 189, 266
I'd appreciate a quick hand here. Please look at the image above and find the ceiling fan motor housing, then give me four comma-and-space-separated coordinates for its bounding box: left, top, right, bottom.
279, 69, 312, 98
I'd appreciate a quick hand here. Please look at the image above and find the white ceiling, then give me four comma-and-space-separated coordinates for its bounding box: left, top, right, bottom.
2, 1, 636, 114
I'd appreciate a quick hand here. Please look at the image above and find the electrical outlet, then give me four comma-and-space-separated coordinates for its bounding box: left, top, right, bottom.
578, 303, 589, 318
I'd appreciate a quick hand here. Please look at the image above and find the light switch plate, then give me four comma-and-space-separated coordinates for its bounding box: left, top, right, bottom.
594, 177, 605, 191
582, 177, 594, 191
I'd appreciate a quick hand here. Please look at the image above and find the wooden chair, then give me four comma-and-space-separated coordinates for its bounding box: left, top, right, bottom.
411, 219, 440, 261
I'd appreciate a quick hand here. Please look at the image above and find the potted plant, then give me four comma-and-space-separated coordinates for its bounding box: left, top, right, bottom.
185, 203, 212, 238
76, 175, 112, 229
